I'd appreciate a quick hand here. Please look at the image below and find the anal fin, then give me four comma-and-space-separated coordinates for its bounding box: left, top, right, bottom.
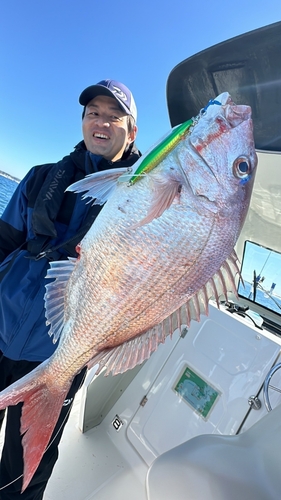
44, 258, 77, 343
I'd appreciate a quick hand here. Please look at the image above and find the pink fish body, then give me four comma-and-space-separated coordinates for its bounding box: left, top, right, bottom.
0, 93, 257, 490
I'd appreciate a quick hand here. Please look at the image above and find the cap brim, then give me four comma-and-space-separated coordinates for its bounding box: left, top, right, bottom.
79, 85, 131, 116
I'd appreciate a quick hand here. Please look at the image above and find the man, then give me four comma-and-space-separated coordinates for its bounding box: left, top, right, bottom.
0, 80, 141, 499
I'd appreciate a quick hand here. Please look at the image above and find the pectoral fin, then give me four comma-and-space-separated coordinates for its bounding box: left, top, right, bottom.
132, 176, 182, 228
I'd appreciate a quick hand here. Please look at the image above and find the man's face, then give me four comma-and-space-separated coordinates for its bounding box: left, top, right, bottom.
82, 95, 137, 161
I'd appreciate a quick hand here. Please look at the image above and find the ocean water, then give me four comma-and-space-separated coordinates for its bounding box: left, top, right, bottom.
238, 280, 281, 316
0, 172, 19, 216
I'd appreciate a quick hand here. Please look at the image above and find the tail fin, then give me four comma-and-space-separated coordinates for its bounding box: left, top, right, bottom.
0, 360, 71, 492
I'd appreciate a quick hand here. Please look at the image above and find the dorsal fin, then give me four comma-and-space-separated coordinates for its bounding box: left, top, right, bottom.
88, 252, 240, 376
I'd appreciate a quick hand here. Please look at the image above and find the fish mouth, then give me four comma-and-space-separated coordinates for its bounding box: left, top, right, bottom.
212, 92, 252, 127
225, 104, 252, 127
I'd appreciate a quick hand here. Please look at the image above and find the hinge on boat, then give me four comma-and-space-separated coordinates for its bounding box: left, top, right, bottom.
180, 326, 188, 338
248, 395, 262, 410
140, 395, 148, 407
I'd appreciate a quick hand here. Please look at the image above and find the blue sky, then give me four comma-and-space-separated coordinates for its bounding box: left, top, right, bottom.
0, 0, 280, 179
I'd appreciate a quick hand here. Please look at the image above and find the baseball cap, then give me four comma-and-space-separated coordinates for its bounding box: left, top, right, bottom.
79, 79, 137, 121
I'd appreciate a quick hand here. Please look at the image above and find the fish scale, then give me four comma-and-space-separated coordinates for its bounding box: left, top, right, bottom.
64, 214, 224, 352
0, 92, 257, 491
58, 160, 239, 352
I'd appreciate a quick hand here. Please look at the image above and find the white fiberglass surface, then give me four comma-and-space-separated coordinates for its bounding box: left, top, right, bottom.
127, 304, 281, 465
2, 303, 279, 499
44, 388, 147, 500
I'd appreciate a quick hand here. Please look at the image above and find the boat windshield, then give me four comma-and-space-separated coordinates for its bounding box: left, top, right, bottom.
238, 240, 281, 320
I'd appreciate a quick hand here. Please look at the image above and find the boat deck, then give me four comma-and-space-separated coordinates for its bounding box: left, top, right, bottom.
44, 390, 147, 500
1, 304, 281, 499
0, 389, 148, 500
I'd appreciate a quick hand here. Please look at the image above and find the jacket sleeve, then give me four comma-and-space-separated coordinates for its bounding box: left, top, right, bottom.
0, 169, 35, 263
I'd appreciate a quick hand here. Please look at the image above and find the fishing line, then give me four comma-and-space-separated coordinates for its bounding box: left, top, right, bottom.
0, 474, 24, 492
0, 387, 81, 492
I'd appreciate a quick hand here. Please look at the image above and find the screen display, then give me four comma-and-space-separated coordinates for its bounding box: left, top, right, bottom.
173, 365, 220, 420
238, 240, 281, 317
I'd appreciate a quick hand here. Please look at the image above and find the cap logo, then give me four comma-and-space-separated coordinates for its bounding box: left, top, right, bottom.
112, 85, 128, 102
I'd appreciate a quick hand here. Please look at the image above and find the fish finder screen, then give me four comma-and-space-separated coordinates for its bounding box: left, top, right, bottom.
238, 240, 281, 317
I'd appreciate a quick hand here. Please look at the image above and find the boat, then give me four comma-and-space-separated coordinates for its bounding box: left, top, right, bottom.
4, 21, 281, 500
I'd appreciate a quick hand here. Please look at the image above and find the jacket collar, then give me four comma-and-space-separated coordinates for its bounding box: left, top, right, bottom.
31, 142, 141, 239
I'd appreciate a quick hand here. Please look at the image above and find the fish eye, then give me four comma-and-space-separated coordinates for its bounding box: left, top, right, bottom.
233, 157, 251, 178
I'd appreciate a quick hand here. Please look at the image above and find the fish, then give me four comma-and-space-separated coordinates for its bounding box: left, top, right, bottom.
0, 92, 257, 491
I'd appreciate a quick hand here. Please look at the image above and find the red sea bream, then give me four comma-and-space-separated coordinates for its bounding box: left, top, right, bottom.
0, 92, 257, 490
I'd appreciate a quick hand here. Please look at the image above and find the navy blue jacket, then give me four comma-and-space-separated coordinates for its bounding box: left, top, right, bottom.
0, 141, 141, 361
